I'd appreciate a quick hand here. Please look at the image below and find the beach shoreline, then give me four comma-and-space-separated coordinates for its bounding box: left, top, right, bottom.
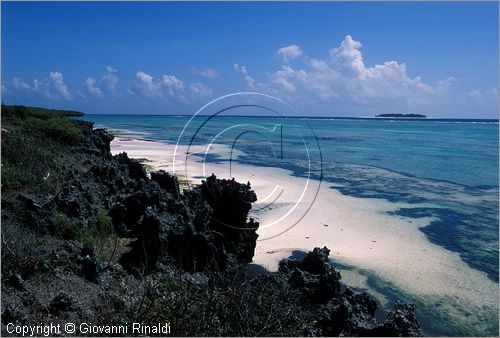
111, 135, 499, 335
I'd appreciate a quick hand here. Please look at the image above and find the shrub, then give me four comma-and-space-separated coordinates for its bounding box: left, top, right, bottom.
1, 222, 48, 277
1, 130, 54, 192
99, 268, 315, 336
22, 116, 84, 145
52, 212, 81, 240
81, 210, 119, 262
1, 105, 84, 194
1, 164, 16, 190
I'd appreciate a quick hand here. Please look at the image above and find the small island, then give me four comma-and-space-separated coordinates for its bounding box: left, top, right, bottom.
375, 113, 427, 118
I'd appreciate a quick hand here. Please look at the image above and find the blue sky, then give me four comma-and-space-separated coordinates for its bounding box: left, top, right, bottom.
2, 1, 498, 117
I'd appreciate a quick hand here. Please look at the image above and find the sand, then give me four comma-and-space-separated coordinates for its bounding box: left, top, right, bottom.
111, 136, 499, 333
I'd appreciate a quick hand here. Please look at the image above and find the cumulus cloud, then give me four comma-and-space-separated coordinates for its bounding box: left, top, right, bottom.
102, 66, 118, 96
233, 63, 255, 89
31, 79, 52, 99
329, 36, 364, 76
129, 71, 186, 99
1, 85, 11, 96
271, 65, 305, 92
161, 75, 184, 97
249, 35, 441, 108
276, 44, 304, 63
189, 81, 213, 98
84, 77, 103, 97
189, 67, 219, 79
49, 72, 72, 100
128, 70, 214, 101
8, 36, 489, 116
12, 77, 32, 91
80, 66, 118, 98
129, 71, 162, 98
468, 87, 498, 100
5, 72, 73, 100
105, 66, 117, 73
5, 67, 200, 104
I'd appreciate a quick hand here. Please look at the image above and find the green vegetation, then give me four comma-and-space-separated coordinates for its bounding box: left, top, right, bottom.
81, 210, 118, 259
95, 268, 314, 336
1, 105, 88, 278
1, 221, 48, 277
1, 125, 57, 191
2, 104, 84, 119
178, 177, 192, 191
1, 105, 84, 192
52, 212, 81, 240
22, 116, 85, 144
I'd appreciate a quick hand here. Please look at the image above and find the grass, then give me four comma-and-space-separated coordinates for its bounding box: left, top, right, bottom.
132, 158, 191, 190
93, 266, 315, 336
1, 128, 57, 192
81, 210, 118, 260
1, 105, 84, 193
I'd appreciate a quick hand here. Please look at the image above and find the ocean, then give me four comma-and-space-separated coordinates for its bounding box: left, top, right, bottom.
83, 113, 499, 336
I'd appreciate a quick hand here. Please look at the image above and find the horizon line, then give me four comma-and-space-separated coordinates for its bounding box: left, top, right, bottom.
82, 113, 500, 121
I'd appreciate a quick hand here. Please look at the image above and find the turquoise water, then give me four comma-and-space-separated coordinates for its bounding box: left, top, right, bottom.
83, 113, 499, 335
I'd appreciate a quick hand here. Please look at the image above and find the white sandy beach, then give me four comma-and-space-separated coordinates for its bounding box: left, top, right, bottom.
111, 136, 498, 331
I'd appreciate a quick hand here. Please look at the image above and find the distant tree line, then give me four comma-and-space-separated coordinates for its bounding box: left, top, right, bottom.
2, 104, 84, 119
375, 113, 426, 118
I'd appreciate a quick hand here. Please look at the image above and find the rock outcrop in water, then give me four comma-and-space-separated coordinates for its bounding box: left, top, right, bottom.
1, 106, 422, 336
279, 247, 423, 336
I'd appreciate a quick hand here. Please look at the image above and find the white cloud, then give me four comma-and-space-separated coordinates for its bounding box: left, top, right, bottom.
129, 71, 186, 99
329, 35, 364, 76
12, 77, 32, 91
468, 87, 498, 100
161, 75, 184, 97
271, 65, 305, 92
102, 66, 118, 96
48, 71, 72, 100
189, 67, 219, 79
129, 71, 162, 98
6, 72, 73, 100
84, 77, 103, 97
249, 35, 440, 108
276, 44, 304, 63
233, 63, 255, 89
105, 65, 117, 73
189, 82, 213, 98
80, 66, 118, 98
1, 85, 11, 96
436, 77, 455, 94
31, 79, 52, 99
200, 68, 219, 79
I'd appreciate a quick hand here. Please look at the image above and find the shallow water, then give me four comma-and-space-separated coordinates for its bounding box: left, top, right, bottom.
85, 113, 499, 336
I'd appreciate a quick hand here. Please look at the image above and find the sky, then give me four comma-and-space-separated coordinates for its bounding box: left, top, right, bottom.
1, 1, 498, 118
